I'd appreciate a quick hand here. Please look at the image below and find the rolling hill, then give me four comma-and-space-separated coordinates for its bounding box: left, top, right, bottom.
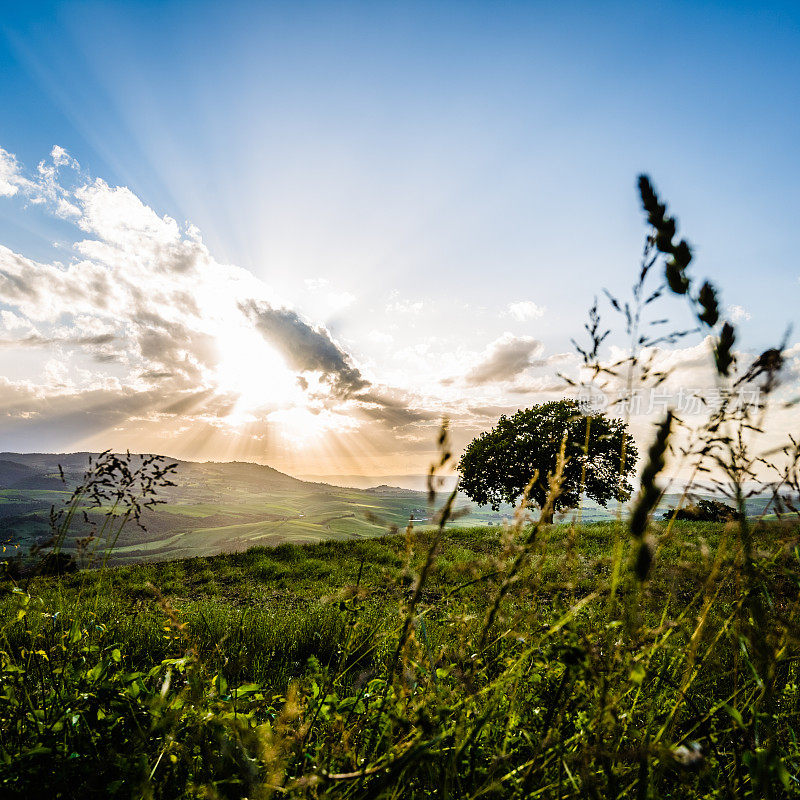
0, 452, 506, 566
0, 452, 777, 568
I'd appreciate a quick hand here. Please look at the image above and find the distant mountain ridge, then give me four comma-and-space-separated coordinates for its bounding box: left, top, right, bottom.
0, 452, 314, 493
299, 473, 459, 492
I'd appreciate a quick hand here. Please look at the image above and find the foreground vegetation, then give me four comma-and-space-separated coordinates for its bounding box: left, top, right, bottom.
2, 514, 800, 798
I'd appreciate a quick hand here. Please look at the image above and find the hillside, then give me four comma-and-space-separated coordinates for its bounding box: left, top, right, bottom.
0, 452, 777, 568
0, 452, 506, 566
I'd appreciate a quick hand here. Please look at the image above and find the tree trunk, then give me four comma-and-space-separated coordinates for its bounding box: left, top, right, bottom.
540, 508, 554, 524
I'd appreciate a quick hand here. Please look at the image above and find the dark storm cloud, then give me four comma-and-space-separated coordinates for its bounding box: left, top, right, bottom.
242, 300, 442, 429
0, 330, 123, 365
139, 370, 175, 381
506, 379, 564, 395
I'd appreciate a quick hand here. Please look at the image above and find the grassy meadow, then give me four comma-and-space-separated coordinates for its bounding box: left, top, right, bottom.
2, 515, 800, 797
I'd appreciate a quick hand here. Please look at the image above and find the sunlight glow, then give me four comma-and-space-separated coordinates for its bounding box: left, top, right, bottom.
267, 406, 359, 448
211, 322, 361, 448
213, 324, 301, 420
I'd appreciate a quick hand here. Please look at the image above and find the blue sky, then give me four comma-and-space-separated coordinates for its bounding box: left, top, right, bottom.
0, 1, 798, 475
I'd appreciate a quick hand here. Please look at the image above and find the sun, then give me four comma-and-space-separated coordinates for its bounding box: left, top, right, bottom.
213, 324, 302, 418
211, 320, 360, 447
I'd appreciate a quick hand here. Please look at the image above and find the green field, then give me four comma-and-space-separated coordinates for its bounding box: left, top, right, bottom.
2, 517, 799, 797
3, 452, 799, 798
0, 486, 506, 564
0, 454, 515, 566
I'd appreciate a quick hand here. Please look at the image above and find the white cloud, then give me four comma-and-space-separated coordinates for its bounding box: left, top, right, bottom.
0, 143, 796, 477
1, 145, 83, 215
368, 329, 394, 344
506, 300, 546, 321
465, 333, 544, 385
76, 180, 183, 250
0, 144, 438, 449
1, 310, 33, 331
43, 358, 71, 387
728, 304, 751, 322
303, 277, 356, 313
0, 148, 25, 197
327, 290, 356, 310
50, 145, 77, 168
386, 296, 424, 314
0, 148, 303, 399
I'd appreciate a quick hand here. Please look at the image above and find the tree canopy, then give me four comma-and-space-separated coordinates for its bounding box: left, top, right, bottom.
661, 499, 741, 522
457, 399, 638, 520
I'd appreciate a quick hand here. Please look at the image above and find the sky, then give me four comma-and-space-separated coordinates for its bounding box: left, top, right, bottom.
0, 0, 798, 478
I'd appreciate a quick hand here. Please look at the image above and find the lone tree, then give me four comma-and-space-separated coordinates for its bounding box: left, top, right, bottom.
457, 399, 637, 522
